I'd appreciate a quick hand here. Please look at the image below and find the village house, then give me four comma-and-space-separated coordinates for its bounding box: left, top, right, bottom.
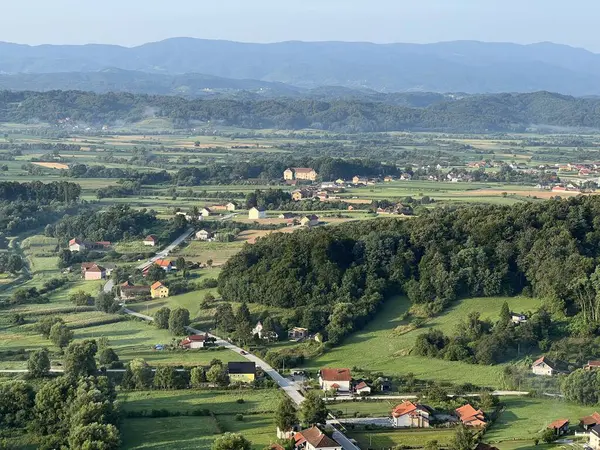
284, 168, 318, 182
249, 206, 267, 220
319, 368, 351, 392
294, 426, 342, 450
288, 327, 309, 340
548, 419, 569, 436
591, 425, 600, 450
69, 238, 87, 252
455, 404, 486, 427
200, 207, 212, 218
143, 235, 158, 247
226, 202, 238, 212
532, 356, 557, 376
511, 312, 527, 324
391, 401, 431, 428
119, 281, 150, 301
196, 229, 214, 241
400, 173, 412, 181
227, 361, 256, 383
585, 361, 600, 371
181, 334, 209, 349
81, 263, 106, 281
300, 215, 319, 227
352, 175, 368, 185
212, 204, 228, 212
150, 281, 169, 299
335, 178, 345, 185
581, 412, 600, 430
354, 381, 371, 396
279, 212, 296, 220
154, 259, 173, 272
292, 189, 311, 201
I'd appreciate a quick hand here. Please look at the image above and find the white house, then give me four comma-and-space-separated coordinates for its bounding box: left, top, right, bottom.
181, 334, 208, 349
143, 235, 158, 247
196, 229, 214, 241
294, 426, 342, 450
249, 207, 267, 220
69, 238, 86, 252
354, 381, 371, 395
319, 368, 351, 392
201, 208, 212, 217
511, 312, 528, 324
391, 401, 431, 428
532, 356, 557, 376
590, 424, 600, 450
252, 321, 264, 338
226, 202, 238, 212
300, 215, 319, 227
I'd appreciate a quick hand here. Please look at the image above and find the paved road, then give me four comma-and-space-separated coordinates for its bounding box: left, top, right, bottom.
123, 308, 306, 405
325, 391, 531, 402
102, 228, 195, 295
136, 227, 195, 271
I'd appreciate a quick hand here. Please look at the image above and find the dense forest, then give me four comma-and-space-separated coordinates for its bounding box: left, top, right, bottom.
3, 90, 600, 132
218, 196, 600, 352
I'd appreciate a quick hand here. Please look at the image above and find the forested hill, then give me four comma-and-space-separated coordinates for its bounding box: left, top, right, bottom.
218, 196, 600, 350
2, 90, 600, 132
3, 39, 600, 95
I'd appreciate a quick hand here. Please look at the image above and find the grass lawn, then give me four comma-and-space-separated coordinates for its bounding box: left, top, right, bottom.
119, 389, 281, 414
309, 295, 541, 387
328, 400, 400, 418
120, 416, 221, 450
347, 428, 455, 449
170, 241, 245, 266
120, 414, 276, 450
485, 397, 594, 444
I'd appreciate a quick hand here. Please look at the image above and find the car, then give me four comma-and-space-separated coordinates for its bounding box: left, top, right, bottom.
240, 350, 247, 355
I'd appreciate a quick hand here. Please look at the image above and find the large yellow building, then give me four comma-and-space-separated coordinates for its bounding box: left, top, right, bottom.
227, 361, 256, 383
284, 167, 318, 182
150, 281, 169, 299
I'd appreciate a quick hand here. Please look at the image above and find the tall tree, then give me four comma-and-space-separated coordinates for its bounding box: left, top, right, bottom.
169, 308, 190, 335
28, 348, 51, 378
64, 340, 98, 378
300, 391, 327, 426
49, 322, 73, 349
154, 307, 171, 329
275, 396, 298, 432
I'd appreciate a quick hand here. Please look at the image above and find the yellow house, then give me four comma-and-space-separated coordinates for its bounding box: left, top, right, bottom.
227, 361, 256, 383
151, 281, 169, 299
283, 168, 295, 180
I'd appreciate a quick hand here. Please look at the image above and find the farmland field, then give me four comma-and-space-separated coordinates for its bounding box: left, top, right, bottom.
308, 295, 541, 387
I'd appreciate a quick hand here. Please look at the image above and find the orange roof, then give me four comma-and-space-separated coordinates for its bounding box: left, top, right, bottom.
581, 412, 600, 426
144, 235, 157, 241
548, 419, 569, 429
392, 401, 417, 418
295, 427, 339, 449
588, 361, 600, 367
151, 281, 165, 290
155, 259, 171, 267
355, 381, 369, 390
533, 356, 556, 369
320, 368, 351, 382
456, 404, 486, 425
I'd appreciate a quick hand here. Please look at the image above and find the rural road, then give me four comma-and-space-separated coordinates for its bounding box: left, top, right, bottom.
102, 227, 195, 295
122, 307, 357, 449
136, 227, 195, 271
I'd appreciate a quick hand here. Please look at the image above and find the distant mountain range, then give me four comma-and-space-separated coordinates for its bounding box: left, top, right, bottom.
2, 38, 600, 96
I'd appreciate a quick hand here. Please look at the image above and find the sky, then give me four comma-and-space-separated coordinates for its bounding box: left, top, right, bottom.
2, 0, 600, 51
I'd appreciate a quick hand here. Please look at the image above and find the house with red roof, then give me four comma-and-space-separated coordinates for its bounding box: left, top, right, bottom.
294, 426, 342, 450
532, 356, 557, 376
581, 412, 600, 430
391, 401, 431, 428
154, 259, 173, 272
585, 361, 600, 371
81, 262, 106, 280
455, 404, 486, 427
354, 381, 371, 396
69, 238, 87, 252
181, 334, 209, 349
143, 235, 158, 247
548, 418, 569, 436
319, 368, 351, 392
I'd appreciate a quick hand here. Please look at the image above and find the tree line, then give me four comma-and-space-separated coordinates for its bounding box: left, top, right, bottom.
218, 196, 600, 347
4, 90, 600, 132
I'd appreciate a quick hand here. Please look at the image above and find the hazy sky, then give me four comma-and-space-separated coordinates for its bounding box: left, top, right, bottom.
2, 0, 600, 51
